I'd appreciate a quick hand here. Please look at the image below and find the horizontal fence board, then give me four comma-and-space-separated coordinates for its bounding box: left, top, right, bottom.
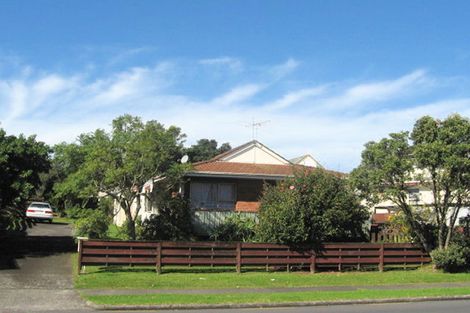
82, 248, 158, 256
83, 241, 159, 248
241, 250, 311, 257
78, 239, 430, 274
82, 256, 156, 264
241, 258, 312, 265
383, 250, 427, 256
161, 257, 237, 265
162, 241, 236, 248
161, 249, 236, 256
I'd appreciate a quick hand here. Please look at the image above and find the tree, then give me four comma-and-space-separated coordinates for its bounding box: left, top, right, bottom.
0, 129, 50, 231
44, 142, 89, 213
257, 169, 369, 245
185, 139, 231, 162
61, 115, 186, 239
351, 114, 470, 251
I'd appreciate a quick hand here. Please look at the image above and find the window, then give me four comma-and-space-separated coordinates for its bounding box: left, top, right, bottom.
408, 188, 420, 203
190, 182, 236, 209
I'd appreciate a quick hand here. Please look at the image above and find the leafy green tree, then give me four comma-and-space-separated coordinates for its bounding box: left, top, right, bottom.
61, 115, 186, 239
138, 195, 192, 241
0, 129, 50, 231
351, 114, 470, 251
45, 142, 89, 213
257, 169, 369, 245
185, 139, 231, 162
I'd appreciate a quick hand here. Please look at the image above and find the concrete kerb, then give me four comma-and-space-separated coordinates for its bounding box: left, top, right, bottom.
86, 295, 470, 311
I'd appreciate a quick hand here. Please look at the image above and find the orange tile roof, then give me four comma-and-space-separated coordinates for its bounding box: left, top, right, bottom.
188, 161, 345, 178
372, 213, 392, 224
191, 161, 300, 176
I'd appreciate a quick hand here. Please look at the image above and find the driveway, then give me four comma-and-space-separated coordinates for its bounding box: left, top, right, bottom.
0, 222, 90, 313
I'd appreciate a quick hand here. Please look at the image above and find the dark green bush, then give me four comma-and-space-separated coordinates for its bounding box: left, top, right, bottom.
431, 244, 470, 273
74, 210, 109, 239
210, 214, 257, 242
65, 206, 89, 219
139, 197, 192, 241
257, 169, 369, 245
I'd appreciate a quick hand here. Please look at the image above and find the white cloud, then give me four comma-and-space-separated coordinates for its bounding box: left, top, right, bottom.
0, 60, 468, 173
269, 58, 300, 80
264, 86, 327, 111
199, 57, 243, 71
318, 69, 432, 111
210, 84, 264, 106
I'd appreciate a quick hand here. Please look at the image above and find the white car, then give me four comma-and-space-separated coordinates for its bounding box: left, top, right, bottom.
26, 202, 53, 223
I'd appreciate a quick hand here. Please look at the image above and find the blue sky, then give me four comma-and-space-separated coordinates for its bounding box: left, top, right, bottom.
1, 1, 470, 171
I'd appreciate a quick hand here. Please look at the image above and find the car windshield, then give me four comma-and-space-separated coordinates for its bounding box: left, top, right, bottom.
30, 203, 51, 209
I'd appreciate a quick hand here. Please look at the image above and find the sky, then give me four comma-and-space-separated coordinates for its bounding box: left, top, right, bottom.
1, 0, 470, 172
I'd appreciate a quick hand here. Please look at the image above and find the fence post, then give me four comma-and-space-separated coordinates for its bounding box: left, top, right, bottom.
310, 250, 316, 274
379, 243, 384, 272
77, 238, 83, 275
156, 242, 162, 274
236, 242, 241, 274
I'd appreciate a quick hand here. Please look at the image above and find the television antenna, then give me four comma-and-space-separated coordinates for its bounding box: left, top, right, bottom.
246, 119, 270, 140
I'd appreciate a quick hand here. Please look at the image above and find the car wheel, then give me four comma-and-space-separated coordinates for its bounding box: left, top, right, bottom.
48, 219, 53, 224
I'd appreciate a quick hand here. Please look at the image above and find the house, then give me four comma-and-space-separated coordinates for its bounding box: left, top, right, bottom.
370, 178, 470, 241
113, 140, 326, 235
184, 140, 323, 234
289, 154, 323, 168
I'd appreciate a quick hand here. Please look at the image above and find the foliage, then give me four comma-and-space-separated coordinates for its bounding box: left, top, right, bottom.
0, 129, 50, 231
351, 114, 470, 251
57, 114, 186, 239
257, 169, 369, 245
49, 142, 90, 212
138, 196, 192, 241
210, 214, 257, 242
65, 206, 90, 219
185, 139, 231, 162
74, 209, 110, 239
431, 244, 470, 273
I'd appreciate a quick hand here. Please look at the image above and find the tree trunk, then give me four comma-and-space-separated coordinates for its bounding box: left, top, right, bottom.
122, 200, 136, 240
438, 223, 446, 250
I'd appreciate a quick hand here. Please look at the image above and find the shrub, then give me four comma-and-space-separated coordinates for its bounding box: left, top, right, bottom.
431, 245, 470, 273
65, 206, 89, 219
139, 197, 192, 241
210, 214, 257, 242
257, 169, 369, 245
74, 210, 109, 239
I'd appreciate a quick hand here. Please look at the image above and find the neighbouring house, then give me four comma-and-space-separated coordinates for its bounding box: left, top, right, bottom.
369, 178, 470, 242
112, 140, 326, 235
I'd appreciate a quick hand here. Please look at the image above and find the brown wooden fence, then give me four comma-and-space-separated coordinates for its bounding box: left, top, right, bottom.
77, 239, 431, 274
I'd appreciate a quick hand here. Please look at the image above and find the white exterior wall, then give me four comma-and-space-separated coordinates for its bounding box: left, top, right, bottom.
296, 155, 321, 168
222, 144, 288, 165
371, 188, 469, 225
112, 194, 156, 226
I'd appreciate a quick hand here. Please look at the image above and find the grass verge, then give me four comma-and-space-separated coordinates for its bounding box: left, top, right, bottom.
84, 287, 470, 306
75, 265, 470, 290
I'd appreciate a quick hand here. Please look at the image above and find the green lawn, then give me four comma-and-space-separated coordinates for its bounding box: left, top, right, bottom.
52, 217, 72, 224
75, 265, 470, 290
84, 287, 470, 306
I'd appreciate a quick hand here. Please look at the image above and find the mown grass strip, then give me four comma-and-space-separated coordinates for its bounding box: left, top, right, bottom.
84, 287, 470, 305
75, 265, 470, 290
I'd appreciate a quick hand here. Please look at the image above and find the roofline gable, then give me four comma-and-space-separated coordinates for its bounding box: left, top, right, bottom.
208, 140, 291, 165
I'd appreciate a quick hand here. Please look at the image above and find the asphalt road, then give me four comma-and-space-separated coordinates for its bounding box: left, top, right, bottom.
0, 222, 90, 313
20, 299, 470, 313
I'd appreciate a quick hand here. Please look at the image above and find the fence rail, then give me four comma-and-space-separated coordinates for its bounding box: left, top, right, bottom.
77, 240, 431, 274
